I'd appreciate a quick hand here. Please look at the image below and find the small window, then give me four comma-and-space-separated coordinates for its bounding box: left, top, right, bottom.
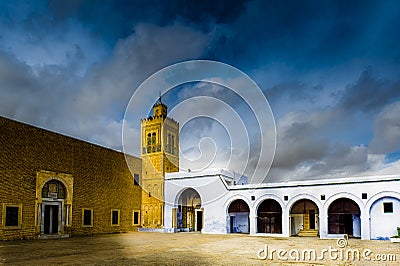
134, 174, 139, 186
383, 202, 393, 213
362, 193, 367, 199
251, 196, 255, 201
82, 208, 93, 227
6, 207, 19, 226
284, 196, 289, 201
111, 209, 120, 226
133, 211, 140, 225
3, 204, 22, 228
320, 195, 325, 200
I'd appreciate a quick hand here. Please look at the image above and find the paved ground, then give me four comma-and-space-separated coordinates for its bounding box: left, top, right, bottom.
0, 232, 399, 265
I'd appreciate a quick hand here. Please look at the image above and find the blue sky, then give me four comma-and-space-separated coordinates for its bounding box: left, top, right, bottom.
1, 0, 400, 182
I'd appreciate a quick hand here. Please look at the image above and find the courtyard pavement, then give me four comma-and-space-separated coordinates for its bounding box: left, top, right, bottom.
0, 232, 399, 265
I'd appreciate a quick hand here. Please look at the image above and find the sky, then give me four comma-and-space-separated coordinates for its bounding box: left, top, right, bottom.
1, 0, 400, 183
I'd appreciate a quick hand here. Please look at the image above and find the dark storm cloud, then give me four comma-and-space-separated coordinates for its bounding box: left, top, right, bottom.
270, 110, 334, 170
208, 0, 400, 71
266, 81, 321, 105
272, 124, 329, 169
0, 49, 80, 127
47, 0, 249, 46
339, 67, 400, 112
4, 0, 400, 71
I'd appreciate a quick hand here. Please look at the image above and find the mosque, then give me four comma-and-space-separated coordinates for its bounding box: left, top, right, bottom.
1, 99, 399, 240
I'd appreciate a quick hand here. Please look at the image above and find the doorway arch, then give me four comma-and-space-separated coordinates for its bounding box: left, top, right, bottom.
369, 196, 400, 239
328, 198, 361, 237
177, 188, 202, 232
290, 199, 319, 236
40, 179, 67, 234
257, 199, 282, 234
228, 199, 250, 233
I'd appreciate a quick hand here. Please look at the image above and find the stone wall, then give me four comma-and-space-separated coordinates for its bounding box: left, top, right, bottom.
0, 116, 142, 240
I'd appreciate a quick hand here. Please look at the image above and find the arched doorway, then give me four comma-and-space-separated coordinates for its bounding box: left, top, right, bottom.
40, 180, 67, 234
290, 199, 319, 236
328, 198, 361, 237
177, 188, 202, 232
257, 199, 282, 234
228, 199, 249, 233
369, 196, 400, 240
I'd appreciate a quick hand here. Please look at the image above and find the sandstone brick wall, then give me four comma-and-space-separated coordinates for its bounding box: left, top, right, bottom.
0, 116, 142, 240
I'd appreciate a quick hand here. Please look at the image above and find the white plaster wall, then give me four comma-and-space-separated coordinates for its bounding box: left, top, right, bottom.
202, 200, 228, 234
164, 174, 231, 234
352, 215, 361, 237
370, 197, 400, 240
229, 213, 249, 233
164, 172, 400, 240
290, 215, 303, 235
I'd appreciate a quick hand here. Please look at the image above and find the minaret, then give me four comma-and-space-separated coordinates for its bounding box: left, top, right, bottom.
140, 96, 179, 228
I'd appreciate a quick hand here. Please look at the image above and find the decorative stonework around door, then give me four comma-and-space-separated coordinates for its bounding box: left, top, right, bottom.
35, 170, 73, 237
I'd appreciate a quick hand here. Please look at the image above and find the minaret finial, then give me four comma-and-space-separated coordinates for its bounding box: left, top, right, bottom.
159, 91, 162, 103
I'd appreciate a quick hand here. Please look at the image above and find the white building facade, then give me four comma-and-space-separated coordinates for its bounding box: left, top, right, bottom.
164, 169, 400, 240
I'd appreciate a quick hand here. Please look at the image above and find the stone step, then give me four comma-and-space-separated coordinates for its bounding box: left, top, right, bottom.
38, 234, 70, 239
298, 229, 318, 237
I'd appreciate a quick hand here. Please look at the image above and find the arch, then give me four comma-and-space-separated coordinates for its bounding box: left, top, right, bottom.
327, 198, 361, 237
146, 185, 152, 197
288, 196, 320, 236
149, 206, 153, 225
365, 191, 400, 211
224, 195, 252, 214
153, 184, 158, 198
227, 199, 250, 233
36, 173, 74, 235
176, 188, 202, 232
144, 206, 149, 225
368, 192, 400, 240
41, 179, 67, 199
38, 175, 73, 203
154, 205, 158, 225
287, 194, 322, 213
324, 192, 364, 211
174, 187, 197, 205
228, 199, 250, 213
257, 198, 282, 234
254, 194, 284, 215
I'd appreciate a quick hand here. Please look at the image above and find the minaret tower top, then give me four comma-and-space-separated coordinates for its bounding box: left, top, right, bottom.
153, 92, 167, 118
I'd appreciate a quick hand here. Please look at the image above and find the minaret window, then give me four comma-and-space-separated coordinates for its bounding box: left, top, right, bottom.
145, 132, 161, 153
171, 135, 175, 154
147, 133, 151, 146
167, 133, 171, 153
166, 133, 175, 154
